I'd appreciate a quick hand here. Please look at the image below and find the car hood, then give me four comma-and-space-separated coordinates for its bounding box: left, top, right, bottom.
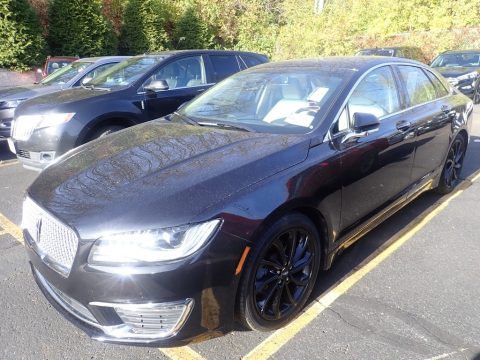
14, 87, 113, 115
0, 84, 61, 102
434, 66, 480, 78
27, 121, 310, 240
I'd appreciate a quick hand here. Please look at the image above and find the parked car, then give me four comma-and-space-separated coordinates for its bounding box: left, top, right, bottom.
0, 56, 129, 138
38, 56, 79, 79
22, 57, 472, 346
9, 50, 268, 170
431, 49, 480, 103
356, 47, 425, 62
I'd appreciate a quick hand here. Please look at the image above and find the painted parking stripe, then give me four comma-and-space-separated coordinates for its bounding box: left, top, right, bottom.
243, 185, 468, 360
0, 212, 206, 360
0, 213, 23, 243
0, 160, 19, 168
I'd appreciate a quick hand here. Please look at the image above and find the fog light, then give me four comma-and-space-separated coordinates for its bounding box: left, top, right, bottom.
91, 299, 194, 340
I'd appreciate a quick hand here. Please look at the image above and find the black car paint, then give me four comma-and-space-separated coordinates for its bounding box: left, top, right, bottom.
24, 57, 473, 346
12, 50, 268, 169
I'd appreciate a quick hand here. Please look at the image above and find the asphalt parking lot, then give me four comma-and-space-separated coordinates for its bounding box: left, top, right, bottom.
1, 108, 480, 360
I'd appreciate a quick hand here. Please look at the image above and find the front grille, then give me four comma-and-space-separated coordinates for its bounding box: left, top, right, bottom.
17, 149, 31, 159
22, 197, 78, 277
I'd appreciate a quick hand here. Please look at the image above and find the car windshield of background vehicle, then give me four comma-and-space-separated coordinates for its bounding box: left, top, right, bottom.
431, 53, 480, 68
41, 61, 92, 86
181, 68, 352, 134
88, 55, 168, 89
46, 61, 72, 75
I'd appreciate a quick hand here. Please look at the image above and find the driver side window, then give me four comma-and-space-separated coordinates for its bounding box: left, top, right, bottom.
143, 56, 206, 90
348, 66, 400, 119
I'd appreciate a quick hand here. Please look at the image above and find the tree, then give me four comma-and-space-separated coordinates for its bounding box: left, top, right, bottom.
0, 0, 47, 70
119, 0, 171, 55
174, 6, 208, 49
47, 0, 117, 57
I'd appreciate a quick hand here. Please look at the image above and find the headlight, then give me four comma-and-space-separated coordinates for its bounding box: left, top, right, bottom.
0, 99, 26, 109
16, 113, 75, 131
88, 219, 222, 266
457, 71, 479, 81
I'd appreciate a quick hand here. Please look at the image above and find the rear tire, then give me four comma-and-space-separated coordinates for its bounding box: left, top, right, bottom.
90, 125, 125, 141
435, 134, 466, 194
236, 213, 321, 331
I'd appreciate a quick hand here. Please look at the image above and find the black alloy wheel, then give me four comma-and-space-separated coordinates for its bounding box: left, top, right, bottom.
237, 213, 321, 331
436, 135, 466, 194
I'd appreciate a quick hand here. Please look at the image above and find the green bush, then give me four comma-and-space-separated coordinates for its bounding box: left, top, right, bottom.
0, 0, 47, 70
173, 6, 208, 49
47, 0, 117, 57
119, 0, 171, 55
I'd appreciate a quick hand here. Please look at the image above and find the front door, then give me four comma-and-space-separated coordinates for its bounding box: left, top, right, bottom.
333, 65, 417, 237
141, 55, 210, 120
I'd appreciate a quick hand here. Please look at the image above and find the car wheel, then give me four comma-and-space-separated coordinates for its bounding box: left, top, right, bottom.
237, 213, 321, 331
90, 125, 125, 140
435, 134, 466, 194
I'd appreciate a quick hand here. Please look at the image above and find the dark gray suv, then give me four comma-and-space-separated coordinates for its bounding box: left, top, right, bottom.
9, 50, 268, 170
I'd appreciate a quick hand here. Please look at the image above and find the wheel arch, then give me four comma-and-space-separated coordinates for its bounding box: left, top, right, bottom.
76, 116, 138, 146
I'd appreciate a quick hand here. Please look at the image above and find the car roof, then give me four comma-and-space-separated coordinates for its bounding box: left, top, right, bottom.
47, 56, 78, 61
145, 49, 267, 57
75, 56, 131, 64
252, 56, 423, 73
441, 49, 480, 55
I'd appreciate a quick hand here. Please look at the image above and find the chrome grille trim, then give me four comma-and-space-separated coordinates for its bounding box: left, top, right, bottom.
22, 197, 78, 277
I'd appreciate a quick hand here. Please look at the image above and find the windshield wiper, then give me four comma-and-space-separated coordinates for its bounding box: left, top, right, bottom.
197, 121, 253, 132
173, 111, 198, 125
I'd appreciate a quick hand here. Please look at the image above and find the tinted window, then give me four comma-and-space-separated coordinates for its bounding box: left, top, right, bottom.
76, 63, 117, 86
210, 55, 240, 81
41, 61, 92, 85
398, 66, 436, 106
239, 55, 264, 69
431, 53, 480, 68
348, 66, 400, 119
425, 70, 449, 98
144, 56, 206, 90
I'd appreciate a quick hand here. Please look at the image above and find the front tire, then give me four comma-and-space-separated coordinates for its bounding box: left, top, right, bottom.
236, 213, 321, 331
435, 134, 466, 194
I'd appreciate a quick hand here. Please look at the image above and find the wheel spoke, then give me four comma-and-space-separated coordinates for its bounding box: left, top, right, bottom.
271, 240, 287, 266
255, 273, 279, 293
272, 285, 284, 319
260, 259, 283, 271
291, 253, 313, 274
260, 283, 279, 314
285, 284, 298, 306
290, 275, 309, 287
287, 230, 298, 265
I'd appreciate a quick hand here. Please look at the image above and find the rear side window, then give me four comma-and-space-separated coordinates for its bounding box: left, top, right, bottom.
239, 55, 264, 69
210, 55, 241, 81
398, 66, 437, 106
348, 66, 401, 119
425, 70, 450, 98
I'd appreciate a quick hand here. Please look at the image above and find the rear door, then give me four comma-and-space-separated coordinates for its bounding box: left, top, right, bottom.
333, 65, 416, 236
142, 55, 211, 120
394, 65, 454, 189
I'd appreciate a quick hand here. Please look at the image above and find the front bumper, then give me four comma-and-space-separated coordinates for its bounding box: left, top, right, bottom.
26, 228, 246, 346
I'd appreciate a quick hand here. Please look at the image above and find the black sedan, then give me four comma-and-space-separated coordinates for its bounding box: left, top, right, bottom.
22, 57, 472, 346
431, 49, 480, 103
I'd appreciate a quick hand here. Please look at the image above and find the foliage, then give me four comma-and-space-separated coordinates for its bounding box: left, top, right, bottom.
0, 0, 47, 70
119, 0, 172, 55
47, 0, 117, 57
173, 6, 209, 49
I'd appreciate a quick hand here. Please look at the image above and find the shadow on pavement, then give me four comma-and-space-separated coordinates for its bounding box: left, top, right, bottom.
0, 139, 16, 162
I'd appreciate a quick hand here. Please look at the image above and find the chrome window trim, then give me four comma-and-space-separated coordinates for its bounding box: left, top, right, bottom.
327, 62, 452, 141
136, 83, 214, 95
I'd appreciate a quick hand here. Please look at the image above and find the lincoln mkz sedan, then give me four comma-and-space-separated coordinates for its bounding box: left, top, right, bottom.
23, 57, 472, 346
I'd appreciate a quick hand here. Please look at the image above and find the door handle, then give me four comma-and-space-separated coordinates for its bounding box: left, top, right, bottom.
396, 120, 411, 132
197, 88, 205, 93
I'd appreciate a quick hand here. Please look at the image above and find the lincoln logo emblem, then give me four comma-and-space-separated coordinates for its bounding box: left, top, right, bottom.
35, 217, 42, 243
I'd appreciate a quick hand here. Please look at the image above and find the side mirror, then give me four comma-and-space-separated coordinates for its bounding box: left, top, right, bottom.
353, 112, 380, 132
81, 77, 93, 85
144, 80, 169, 93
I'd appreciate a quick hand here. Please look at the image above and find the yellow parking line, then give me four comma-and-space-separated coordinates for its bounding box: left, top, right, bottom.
159, 347, 206, 360
0, 213, 23, 243
0, 160, 18, 168
243, 188, 465, 360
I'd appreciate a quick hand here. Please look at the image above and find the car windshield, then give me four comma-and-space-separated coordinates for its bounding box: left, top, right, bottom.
180, 68, 351, 134
357, 49, 395, 57
41, 61, 92, 85
88, 55, 168, 89
46, 60, 73, 74
431, 53, 480, 68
